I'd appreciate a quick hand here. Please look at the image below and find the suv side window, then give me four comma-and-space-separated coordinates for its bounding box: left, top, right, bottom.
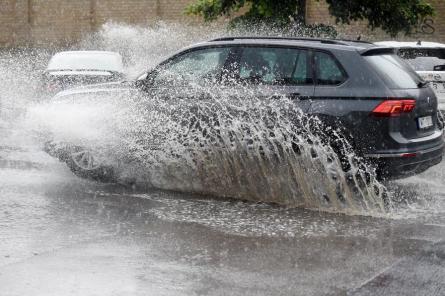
153, 47, 231, 86
235, 47, 313, 85
314, 51, 347, 85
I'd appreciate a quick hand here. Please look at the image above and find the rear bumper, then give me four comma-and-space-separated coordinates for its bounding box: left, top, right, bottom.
364, 138, 444, 179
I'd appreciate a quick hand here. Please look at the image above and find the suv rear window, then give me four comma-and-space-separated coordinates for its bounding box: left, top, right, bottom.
365, 54, 422, 89
236, 47, 312, 85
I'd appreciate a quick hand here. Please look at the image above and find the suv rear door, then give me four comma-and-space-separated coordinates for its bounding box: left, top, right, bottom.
224, 46, 315, 112
309, 50, 363, 141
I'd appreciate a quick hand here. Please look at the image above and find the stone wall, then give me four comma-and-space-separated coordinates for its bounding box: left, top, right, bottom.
1, 0, 445, 47
0, 0, 197, 47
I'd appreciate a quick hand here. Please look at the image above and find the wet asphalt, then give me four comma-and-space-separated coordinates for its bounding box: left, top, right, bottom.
0, 130, 444, 296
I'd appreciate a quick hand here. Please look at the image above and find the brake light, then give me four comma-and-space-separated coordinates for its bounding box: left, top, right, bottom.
401, 153, 417, 158
47, 82, 58, 92
371, 99, 416, 117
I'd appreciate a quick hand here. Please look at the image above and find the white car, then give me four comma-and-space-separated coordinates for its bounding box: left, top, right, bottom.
376, 41, 445, 112
42, 51, 125, 95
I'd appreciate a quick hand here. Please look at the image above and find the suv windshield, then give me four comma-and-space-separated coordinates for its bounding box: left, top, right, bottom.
398, 48, 445, 71
365, 54, 423, 89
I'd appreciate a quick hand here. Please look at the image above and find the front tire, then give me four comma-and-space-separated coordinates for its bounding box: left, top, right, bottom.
65, 146, 115, 182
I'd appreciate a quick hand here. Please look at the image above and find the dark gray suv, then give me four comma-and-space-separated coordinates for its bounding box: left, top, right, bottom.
48, 37, 444, 180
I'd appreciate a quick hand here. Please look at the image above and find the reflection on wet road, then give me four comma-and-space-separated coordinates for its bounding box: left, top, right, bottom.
0, 129, 444, 296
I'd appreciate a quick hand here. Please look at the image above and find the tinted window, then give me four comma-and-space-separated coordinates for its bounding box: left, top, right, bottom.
399, 48, 445, 59
153, 47, 230, 86
398, 48, 445, 71
314, 51, 347, 85
236, 47, 312, 85
365, 54, 422, 89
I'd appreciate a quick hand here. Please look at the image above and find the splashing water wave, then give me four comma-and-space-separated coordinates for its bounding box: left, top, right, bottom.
26, 80, 389, 215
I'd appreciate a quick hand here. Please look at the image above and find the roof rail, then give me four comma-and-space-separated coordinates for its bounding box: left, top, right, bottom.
336, 38, 373, 45
209, 36, 374, 46
209, 36, 349, 45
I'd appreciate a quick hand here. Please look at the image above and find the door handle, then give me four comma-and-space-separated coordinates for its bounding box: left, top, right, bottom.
285, 93, 300, 100
288, 93, 310, 100
270, 93, 310, 101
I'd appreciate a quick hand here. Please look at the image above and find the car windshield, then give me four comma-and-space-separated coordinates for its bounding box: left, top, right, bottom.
398, 48, 445, 71
47, 52, 124, 72
365, 54, 423, 88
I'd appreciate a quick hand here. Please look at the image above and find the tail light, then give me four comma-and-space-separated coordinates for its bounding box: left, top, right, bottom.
401, 152, 417, 158
371, 99, 416, 117
46, 82, 58, 92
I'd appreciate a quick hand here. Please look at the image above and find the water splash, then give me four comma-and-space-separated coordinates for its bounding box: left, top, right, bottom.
26, 80, 389, 215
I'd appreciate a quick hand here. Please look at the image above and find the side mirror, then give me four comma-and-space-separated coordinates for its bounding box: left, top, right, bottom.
134, 70, 155, 91
134, 79, 146, 89
39, 70, 49, 79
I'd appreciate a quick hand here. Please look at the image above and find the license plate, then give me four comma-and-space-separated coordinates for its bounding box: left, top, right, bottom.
418, 115, 433, 129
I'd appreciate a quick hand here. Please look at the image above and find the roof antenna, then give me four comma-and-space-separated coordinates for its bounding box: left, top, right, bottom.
357, 35, 361, 41
417, 40, 422, 45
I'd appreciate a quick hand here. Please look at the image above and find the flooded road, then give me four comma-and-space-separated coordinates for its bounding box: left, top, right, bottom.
1, 24, 444, 295
0, 126, 444, 296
